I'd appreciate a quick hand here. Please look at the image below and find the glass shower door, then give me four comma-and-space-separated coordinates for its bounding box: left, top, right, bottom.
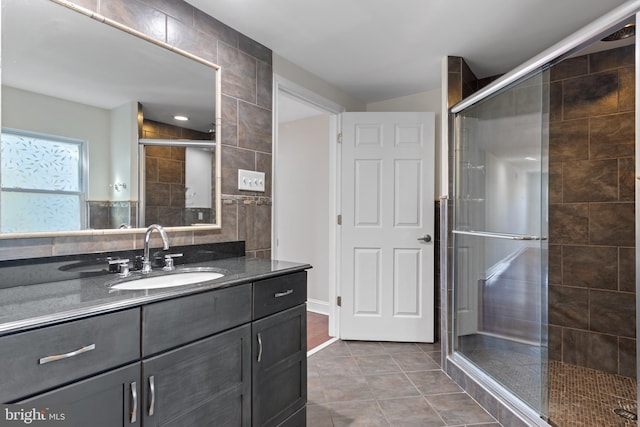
452, 69, 549, 416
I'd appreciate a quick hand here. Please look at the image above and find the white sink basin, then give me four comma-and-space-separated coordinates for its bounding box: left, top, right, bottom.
111, 271, 225, 290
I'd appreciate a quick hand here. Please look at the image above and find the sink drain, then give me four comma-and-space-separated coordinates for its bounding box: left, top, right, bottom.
613, 408, 638, 421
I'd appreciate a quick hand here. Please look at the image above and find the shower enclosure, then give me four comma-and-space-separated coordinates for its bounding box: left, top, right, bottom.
452, 69, 549, 415
447, 1, 640, 424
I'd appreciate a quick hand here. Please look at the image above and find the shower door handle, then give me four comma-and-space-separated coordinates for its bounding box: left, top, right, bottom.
417, 234, 432, 243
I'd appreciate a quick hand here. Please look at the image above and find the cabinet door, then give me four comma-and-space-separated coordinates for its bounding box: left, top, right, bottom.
142, 324, 251, 427
252, 304, 307, 427
18, 363, 141, 427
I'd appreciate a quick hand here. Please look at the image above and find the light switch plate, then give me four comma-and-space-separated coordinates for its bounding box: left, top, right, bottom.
238, 169, 266, 192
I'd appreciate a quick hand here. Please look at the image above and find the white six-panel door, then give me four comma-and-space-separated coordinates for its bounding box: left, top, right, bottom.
340, 112, 435, 342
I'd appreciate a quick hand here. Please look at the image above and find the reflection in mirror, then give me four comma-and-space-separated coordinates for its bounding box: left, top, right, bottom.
0, 0, 221, 236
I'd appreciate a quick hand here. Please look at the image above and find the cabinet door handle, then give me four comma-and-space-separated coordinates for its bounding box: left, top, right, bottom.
274, 289, 293, 298
38, 343, 96, 365
148, 375, 156, 416
257, 333, 263, 363
130, 382, 137, 424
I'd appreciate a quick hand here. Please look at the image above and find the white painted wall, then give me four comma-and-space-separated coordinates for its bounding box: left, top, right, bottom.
273, 54, 365, 112
276, 114, 331, 307
2, 86, 112, 200
109, 101, 138, 201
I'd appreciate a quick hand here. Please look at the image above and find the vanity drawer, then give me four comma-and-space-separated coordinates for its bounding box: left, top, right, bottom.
0, 308, 140, 403
253, 271, 307, 320
142, 283, 252, 356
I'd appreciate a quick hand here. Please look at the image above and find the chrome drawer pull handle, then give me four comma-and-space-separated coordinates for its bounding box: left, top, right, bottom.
257, 333, 263, 363
38, 343, 96, 365
130, 382, 137, 424
274, 289, 293, 298
148, 375, 156, 416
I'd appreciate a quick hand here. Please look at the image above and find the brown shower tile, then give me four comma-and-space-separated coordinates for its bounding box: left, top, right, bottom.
170, 184, 186, 207
447, 56, 462, 73
550, 55, 588, 81
377, 397, 445, 426
549, 203, 589, 244
219, 44, 257, 103
549, 165, 563, 204
157, 159, 184, 184
256, 152, 272, 197
619, 66, 635, 112
221, 95, 239, 147
549, 81, 563, 122
138, 0, 193, 24
238, 102, 272, 153
590, 289, 636, 338
146, 145, 173, 159
448, 72, 462, 107
548, 285, 589, 329
589, 45, 635, 73
221, 145, 255, 195
562, 159, 618, 202
549, 244, 562, 285
563, 329, 618, 373
257, 60, 273, 110
239, 34, 272, 65
562, 245, 617, 289
619, 247, 636, 292
549, 119, 589, 162
425, 393, 495, 425
619, 157, 635, 202
589, 202, 635, 246
193, 8, 238, 47
145, 182, 171, 206
548, 325, 562, 361
563, 71, 619, 120
590, 112, 635, 159
100, 0, 166, 42
619, 337, 637, 378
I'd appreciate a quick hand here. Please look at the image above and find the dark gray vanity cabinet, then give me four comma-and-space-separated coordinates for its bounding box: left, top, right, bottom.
18, 364, 141, 427
252, 272, 307, 427
142, 325, 251, 427
3, 269, 308, 427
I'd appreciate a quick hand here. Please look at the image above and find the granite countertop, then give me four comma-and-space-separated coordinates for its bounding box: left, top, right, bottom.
0, 256, 311, 336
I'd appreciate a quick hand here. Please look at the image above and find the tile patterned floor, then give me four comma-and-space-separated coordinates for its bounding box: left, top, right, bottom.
307, 340, 502, 426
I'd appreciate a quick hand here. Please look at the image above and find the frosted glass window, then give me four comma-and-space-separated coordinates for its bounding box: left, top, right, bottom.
1, 129, 86, 232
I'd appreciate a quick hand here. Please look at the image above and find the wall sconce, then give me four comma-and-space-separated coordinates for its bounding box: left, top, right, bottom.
110, 183, 127, 192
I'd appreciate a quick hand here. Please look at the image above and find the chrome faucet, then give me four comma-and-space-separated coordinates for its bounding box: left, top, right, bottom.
142, 224, 170, 274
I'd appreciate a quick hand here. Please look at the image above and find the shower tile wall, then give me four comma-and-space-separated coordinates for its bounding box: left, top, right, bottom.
0, 0, 273, 260
142, 119, 213, 227
548, 44, 636, 378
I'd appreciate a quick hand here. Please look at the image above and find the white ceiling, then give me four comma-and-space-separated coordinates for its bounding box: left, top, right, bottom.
187, 0, 632, 103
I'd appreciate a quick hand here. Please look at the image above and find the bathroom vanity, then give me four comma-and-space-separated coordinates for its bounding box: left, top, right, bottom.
0, 243, 309, 427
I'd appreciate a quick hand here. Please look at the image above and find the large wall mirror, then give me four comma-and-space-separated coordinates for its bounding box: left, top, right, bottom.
0, 0, 222, 237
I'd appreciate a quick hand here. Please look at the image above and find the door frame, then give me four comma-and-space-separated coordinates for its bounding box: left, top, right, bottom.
272, 75, 345, 337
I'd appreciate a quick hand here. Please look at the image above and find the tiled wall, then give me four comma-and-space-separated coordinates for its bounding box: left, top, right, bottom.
548, 45, 636, 378
0, 0, 273, 260
142, 120, 214, 227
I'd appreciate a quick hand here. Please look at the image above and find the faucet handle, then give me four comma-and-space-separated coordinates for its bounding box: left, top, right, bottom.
162, 253, 183, 271
108, 258, 131, 277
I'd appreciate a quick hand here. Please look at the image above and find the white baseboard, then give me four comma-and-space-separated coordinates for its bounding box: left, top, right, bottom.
306, 298, 329, 315
307, 337, 339, 357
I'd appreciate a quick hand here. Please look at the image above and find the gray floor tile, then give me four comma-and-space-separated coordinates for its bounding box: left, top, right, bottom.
355, 354, 402, 374
406, 370, 463, 395
365, 373, 421, 399
320, 374, 373, 403
315, 355, 361, 377
306, 404, 333, 427
345, 341, 388, 356
377, 396, 446, 426
380, 342, 422, 354
392, 351, 440, 372
326, 400, 390, 427
425, 392, 496, 425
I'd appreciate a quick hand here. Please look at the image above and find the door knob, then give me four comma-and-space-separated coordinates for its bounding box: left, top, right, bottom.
417, 234, 432, 243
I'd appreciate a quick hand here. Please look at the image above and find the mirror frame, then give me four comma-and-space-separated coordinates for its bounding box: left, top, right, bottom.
0, 0, 222, 239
